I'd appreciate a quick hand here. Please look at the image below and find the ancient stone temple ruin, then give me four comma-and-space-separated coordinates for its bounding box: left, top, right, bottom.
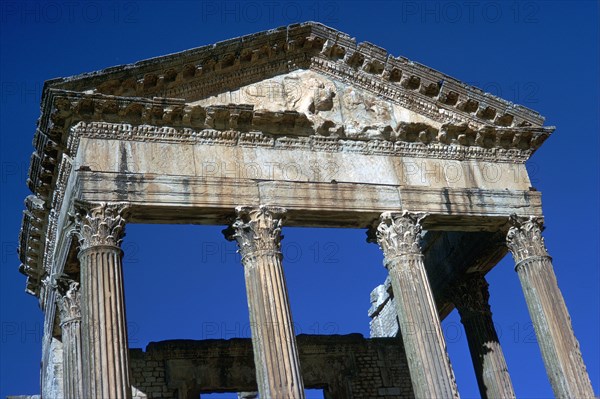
17, 22, 594, 398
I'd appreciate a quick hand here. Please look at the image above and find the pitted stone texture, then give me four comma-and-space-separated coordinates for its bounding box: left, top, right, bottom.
194, 69, 438, 140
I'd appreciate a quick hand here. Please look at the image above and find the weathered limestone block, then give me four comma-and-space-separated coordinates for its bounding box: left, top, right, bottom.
41, 337, 63, 399
129, 335, 413, 399
368, 277, 399, 338
77, 134, 532, 192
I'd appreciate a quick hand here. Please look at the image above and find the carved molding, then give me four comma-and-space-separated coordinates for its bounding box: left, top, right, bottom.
506, 215, 549, 266
51, 23, 544, 128
73, 202, 128, 251
224, 206, 286, 264
36, 93, 552, 161
18, 22, 554, 297
56, 280, 81, 325
369, 211, 426, 263
67, 120, 545, 162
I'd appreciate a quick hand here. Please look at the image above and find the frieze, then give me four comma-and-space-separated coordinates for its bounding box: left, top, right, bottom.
35, 92, 552, 163
66, 120, 546, 162
18, 22, 554, 298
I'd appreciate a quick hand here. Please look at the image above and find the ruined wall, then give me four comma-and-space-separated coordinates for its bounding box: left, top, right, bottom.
41, 338, 64, 399
369, 277, 400, 338
129, 334, 413, 399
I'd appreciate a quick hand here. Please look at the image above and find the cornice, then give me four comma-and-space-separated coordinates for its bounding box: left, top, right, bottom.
18, 90, 553, 298
19, 22, 554, 298
68, 120, 550, 162
42, 91, 553, 162
41, 22, 545, 128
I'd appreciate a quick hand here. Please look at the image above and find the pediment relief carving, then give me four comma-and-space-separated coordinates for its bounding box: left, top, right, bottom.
193, 70, 437, 140
48, 22, 543, 130
19, 22, 554, 300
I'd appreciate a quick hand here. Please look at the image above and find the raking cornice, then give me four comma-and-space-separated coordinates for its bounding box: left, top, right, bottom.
19, 21, 554, 299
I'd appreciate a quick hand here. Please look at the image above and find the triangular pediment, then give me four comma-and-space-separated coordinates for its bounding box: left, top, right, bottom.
190, 69, 442, 140
45, 22, 545, 130
20, 22, 555, 297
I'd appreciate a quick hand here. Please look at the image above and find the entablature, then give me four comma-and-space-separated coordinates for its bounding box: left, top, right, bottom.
19, 22, 555, 299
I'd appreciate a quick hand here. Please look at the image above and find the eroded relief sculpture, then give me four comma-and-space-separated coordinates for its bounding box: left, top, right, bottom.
14, 22, 593, 398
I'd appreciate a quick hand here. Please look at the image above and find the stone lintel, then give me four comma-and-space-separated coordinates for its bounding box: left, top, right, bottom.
75, 171, 542, 230
19, 22, 553, 299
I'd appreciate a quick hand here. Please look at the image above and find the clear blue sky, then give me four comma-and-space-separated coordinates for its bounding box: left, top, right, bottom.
1, 1, 598, 398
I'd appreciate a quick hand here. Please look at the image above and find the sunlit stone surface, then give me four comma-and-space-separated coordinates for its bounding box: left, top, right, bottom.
14, 22, 592, 398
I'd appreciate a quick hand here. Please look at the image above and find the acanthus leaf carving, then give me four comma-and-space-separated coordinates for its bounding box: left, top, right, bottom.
56, 280, 81, 325
506, 215, 549, 265
449, 274, 492, 320
73, 201, 129, 251
224, 205, 286, 264
368, 211, 427, 264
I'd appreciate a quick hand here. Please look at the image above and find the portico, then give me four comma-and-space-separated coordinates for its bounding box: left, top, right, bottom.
17, 22, 593, 398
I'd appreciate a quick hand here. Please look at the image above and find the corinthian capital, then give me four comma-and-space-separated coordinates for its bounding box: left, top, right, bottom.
368, 211, 426, 260
506, 215, 549, 264
224, 205, 286, 261
74, 201, 128, 251
450, 275, 492, 319
56, 281, 81, 325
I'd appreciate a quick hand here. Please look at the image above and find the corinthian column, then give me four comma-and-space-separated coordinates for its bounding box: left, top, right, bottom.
56, 280, 84, 399
368, 211, 460, 399
75, 202, 132, 399
450, 275, 515, 399
225, 206, 305, 399
507, 216, 594, 398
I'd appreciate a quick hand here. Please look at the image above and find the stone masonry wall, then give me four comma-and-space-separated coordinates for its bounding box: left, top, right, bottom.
129, 334, 413, 399
369, 277, 400, 338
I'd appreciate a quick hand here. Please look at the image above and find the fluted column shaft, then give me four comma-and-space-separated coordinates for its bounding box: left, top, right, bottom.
451, 275, 515, 399
75, 202, 132, 399
507, 216, 593, 398
370, 211, 460, 399
226, 206, 305, 399
57, 281, 84, 399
